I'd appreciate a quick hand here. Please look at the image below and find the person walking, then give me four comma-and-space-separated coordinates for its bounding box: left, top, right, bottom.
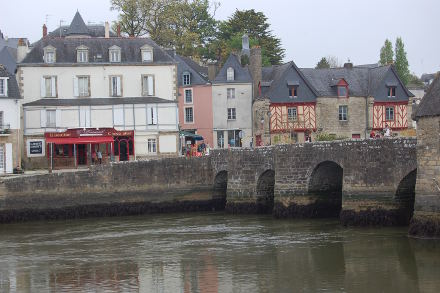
97, 150, 102, 164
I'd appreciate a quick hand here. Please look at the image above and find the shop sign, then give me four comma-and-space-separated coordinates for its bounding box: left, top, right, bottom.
27, 139, 45, 157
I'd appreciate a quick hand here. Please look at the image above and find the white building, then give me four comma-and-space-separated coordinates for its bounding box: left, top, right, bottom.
0, 65, 21, 174
212, 54, 253, 148
18, 12, 179, 169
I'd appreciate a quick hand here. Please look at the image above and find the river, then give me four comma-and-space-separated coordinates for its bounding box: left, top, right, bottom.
0, 213, 439, 292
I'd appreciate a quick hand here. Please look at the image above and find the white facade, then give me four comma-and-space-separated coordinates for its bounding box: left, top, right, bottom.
0, 99, 20, 174
19, 63, 179, 161
212, 83, 253, 148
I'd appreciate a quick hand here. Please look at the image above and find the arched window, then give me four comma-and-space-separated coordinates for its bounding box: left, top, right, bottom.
227, 67, 234, 81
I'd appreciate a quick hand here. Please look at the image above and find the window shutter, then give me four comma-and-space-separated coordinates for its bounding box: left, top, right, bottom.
148, 76, 154, 96
152, 106, 157, 125
114, 107, 124, 126
73, 76, 79, 97
4, 78, 8, 97
147, 107, 152, 125
86, 107, 91, 127
40, 109, 46, 127
51, 77, 56, 97
41, 77, 46, 97
116, 76, 121, 96
79, 108, 86, 127
55, 109, 61, 127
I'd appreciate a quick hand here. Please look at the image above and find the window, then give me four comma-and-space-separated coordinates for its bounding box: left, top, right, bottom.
0, 111, 3, 127
386, 106, 394, 121
44, 46, 56, 63
184, 89, 193, 104
338, 86, 348, 98
228, 130, 242, 147
46, 110, 56, 128
227, 108, 236, 120
227, 88, 235, 99
227, 67, 234, 81
77, 49, 88, 63
110, 76, 122, 97
147, 106, 157, 125
217, 131, 224, 148
183, 72, 191, 86
338, 105, 348, 121
74, 76, 90, 97
288, 86, 298, 98
287, 107, 297, 120
142, 75, 155, 96
141, 45, 153, 62
387, 87, 396, 98
0, 78, 7, 97
147, 138, 157, 153
41, 76, 56, 97
109, 47, 121, 62
185, 107, 194, 123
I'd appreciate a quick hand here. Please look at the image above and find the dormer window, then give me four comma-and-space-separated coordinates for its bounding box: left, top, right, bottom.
387, 86, 396, 98
76, 46, 88, 63
0, 77, 8, 97
141, 45, 153, 62
287, 80, 299, 98
227, 67, 234, 81
338, 86, 348, 98
109, 46, 121, 63
43, 46, 56, 63
183, 72, 191, 86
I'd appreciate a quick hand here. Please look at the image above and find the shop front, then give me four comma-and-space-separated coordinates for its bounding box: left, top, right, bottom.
44, 128, 134, 170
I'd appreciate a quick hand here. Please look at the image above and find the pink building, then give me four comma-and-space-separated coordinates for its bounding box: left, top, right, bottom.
174, 55, 213, 149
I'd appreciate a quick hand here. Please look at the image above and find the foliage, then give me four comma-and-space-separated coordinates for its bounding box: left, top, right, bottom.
394, 37, 410, 85
205, 9, 284, 65
379, 39, 394, 66
408, 73, 424, 87
316, 57, 330, 69
315, 132, 347, 142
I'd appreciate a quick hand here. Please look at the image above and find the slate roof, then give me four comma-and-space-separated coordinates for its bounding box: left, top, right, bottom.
66, 11, 89, 36
0, 47, 17, 74
23, 97, 175, 107
0, 65, 21, 99
416, 73, 440, 118
213, 54, 252, 84
49, 25, 117, 38
20, 37, 175, 65
174, 54, 209, 86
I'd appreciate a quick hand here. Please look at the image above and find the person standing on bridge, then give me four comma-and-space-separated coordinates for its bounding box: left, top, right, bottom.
384, 124, 391, 137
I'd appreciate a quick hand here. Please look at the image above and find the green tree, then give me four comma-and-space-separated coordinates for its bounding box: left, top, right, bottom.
379, 39, 394, 66
316, 57, 330, 69
110, 0, 146, 37
394, 37, 410, 85
408, 73, 424, 87
211, 9, 285, 65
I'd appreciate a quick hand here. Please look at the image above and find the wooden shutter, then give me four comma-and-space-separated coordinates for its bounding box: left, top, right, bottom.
51, 77, 56, 97
148, 76, 154, 96
55, 109, 62, 127
147, 107, 152, 125
116, 76, 121, 96
73, 76, 79, 97
40, 109, 46, 127
114, 107, 124, 126
152, 106, 157, 125
41, 77, 46, 97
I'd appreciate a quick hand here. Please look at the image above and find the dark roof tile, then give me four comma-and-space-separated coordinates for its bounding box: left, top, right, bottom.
416, 73, 440, 118
0, 65, 21, 99
213, 54, 252, 84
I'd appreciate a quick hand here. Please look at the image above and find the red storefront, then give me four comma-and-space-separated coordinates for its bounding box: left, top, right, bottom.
44, 128, 134, 169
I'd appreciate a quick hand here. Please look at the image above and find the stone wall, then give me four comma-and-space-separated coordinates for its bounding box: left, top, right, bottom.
0, 156, 219, 222
409, 116, 440, 237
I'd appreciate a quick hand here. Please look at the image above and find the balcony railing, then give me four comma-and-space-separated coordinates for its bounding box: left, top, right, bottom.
0, 124, 11, 134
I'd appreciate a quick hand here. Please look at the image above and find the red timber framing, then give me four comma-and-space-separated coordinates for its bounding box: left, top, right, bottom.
270, 102, 316, 133
372, 101, 408, 130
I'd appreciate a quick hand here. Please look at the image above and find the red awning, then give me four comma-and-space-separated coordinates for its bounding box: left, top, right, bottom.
46, 136, 114, 144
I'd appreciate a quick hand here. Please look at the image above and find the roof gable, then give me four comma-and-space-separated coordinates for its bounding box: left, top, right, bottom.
416, 73, 440, 118
175, 54, 208, 86
67, 12, 89, 36
371, 66, 413, 101
0, 65, 21, 99
213, 54, 252, 84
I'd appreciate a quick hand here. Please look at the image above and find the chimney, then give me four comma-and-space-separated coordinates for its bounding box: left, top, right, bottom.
117, 24, 121, 37
105, 21, 110, 38
208, 62, 218, 82
241, 34, 250, 57
250, 46, 262, 99
16, 38, 28, 63
344, 62, 353, 69
43, 24, 47, 38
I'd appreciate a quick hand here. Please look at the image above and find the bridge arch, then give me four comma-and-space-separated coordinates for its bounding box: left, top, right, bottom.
256, 169, 275, 214
213, 170, 228, 210
395, 169, 417, 224
308, 161, 343, 217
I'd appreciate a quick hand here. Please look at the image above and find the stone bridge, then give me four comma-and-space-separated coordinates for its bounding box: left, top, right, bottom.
0, 138, 417, 226
211, 138, 417, 225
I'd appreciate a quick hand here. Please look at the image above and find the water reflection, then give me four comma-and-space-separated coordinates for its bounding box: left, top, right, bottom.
0, 213, 439, 292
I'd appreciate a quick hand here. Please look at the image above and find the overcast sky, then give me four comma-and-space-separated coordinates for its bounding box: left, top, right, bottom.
1, 0, 439, 76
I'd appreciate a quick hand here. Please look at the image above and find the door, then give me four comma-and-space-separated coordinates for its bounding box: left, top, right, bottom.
77, 144, 87, 165
5, 143, 12, 173
256, 135, 262, 147
0, 144, 4, 174
119, 140, 129, 161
